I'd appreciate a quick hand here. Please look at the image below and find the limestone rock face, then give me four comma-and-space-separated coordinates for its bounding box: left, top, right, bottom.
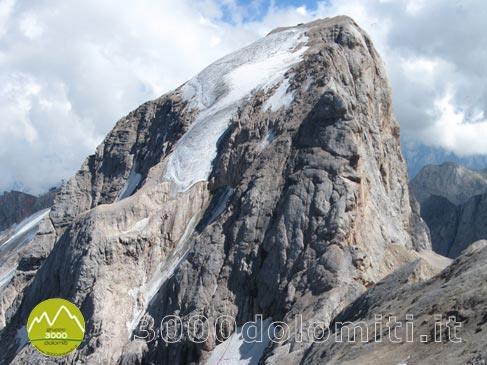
0, 192, 36, 233
301, 242, 487, 365
419, 195, 460, 256
0, 188, 58, 333
422, 193, 487, 258
411, 163, 487, 258
410, 162, 487, 205
0, 189, 56, 233
0, 16, 430, 364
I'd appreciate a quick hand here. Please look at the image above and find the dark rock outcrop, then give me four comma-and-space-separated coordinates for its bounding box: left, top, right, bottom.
0, 189, 57, 233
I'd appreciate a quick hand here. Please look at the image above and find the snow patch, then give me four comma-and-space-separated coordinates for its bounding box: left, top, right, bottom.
206, 187, 234, 225
0, 267, 16, 289
206, 317, 275, 365
127, 213, 199, 334
14, 326, 29, 355
166, 29, 308, 192
304, 77, 313, 91
116, 162, 142, 201
260, 130, 277, 150
123, 218, 149, 234
1, 208, 50, 248
396, 357, 411, 365
263, 79, 295, 112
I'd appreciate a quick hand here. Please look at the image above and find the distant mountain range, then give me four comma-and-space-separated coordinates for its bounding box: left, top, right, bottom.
410, 162, 487, 257
402, 141, 487, 179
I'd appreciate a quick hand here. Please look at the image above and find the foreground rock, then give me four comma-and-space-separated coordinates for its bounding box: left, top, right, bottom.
1, 16, 431, 364
302, 241, 487, 365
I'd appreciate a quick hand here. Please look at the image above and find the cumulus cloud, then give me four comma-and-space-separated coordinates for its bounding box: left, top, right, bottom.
422, 89, 487, 155
0, 0, 486, 193
0, 0, 261, 193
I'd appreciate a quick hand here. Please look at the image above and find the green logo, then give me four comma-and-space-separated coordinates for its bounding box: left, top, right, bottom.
27, 298, 85, 357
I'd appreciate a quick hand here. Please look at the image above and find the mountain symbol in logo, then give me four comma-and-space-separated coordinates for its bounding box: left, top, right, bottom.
27, 298, 85, 356
27, 305, 85, 334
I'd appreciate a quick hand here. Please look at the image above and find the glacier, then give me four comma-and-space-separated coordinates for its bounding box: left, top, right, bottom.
0, 267, 15, 290
0, 208, 50, 293
165, 28, 308, 192
0, 208, 50, 249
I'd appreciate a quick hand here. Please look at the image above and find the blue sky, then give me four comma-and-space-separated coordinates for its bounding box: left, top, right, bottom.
218, 0, 328, 22
0, 0, 486, 193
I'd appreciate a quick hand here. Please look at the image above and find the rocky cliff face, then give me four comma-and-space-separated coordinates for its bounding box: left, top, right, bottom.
410, 162, 487, 205
0, 190, 56, 233
302, 241, 487, 365
0, 16, 431, 365
0, 192, 36, 233
411, 163, 487, 257
0, 188, 57, 334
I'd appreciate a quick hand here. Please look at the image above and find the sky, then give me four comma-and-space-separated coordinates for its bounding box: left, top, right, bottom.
0, 0, 486, 194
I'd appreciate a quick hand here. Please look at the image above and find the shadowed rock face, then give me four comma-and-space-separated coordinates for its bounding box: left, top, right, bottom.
0, 189, 56, 233
419, 195, 459, 256
0, 192, 36, 233
411, 163, 487, 258
419, 193, 487, 258
0, 16, 430, 365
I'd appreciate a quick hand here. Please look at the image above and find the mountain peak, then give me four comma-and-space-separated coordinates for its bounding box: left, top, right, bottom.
268, 15, 359, 35
1, 16, 430, 364
411, 162, 487, 205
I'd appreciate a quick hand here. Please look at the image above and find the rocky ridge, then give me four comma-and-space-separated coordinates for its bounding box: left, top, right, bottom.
0, 188, 58, 332
301, 241, 487, 365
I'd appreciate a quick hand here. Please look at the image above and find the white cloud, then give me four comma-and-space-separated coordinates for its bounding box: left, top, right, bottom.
0, 0, 262, 193
296, 6, 308, 16
309, 0, 487, 159
422, 90, 487, 155
18, 13, 43, 39
0, 0, 15, 39
0, 0, 486, 193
